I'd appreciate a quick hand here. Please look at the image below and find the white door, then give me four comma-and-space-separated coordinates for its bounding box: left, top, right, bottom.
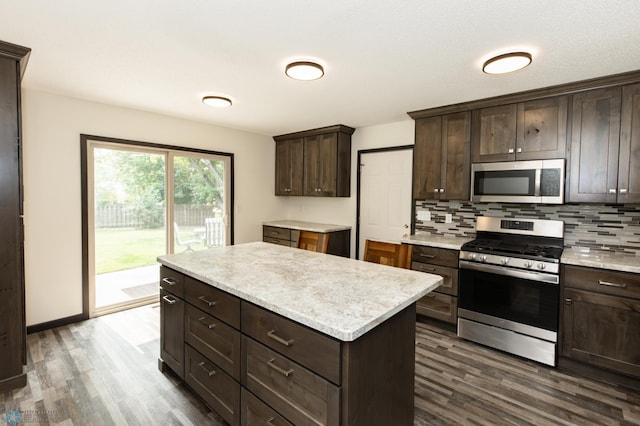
358, 148, 413, 259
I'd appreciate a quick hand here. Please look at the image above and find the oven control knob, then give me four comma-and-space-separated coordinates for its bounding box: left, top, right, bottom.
524, 261, 533, 268
501, 258, 509, 265
537, 263, 546, 270
481, 255, 487, 262
468, 253, 477, 260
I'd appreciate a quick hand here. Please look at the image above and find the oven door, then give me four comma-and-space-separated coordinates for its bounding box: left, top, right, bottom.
458, 261, 559, 335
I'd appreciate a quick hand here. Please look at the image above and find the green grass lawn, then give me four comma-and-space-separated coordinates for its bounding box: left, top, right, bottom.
95, 228, 165, 274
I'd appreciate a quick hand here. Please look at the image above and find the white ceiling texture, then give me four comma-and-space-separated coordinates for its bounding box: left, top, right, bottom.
2, 0, 640, 136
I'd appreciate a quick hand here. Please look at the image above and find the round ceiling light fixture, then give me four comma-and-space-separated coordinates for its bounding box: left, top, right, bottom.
202, 96, 232, 108
285, 61, 324, 81
482, 52, 532, 75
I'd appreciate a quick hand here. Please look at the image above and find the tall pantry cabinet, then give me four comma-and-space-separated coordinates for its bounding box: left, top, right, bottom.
0, 40, 30, 393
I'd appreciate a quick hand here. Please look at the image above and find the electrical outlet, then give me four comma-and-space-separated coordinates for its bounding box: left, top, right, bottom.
416, 210, 431, 221
445, 213, 453, 224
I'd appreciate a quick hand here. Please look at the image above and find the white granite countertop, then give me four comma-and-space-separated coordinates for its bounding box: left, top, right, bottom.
158, 242, 441, 341
402, 234, 473, 250
561, 247, 640, 274
263, 220, 351, 233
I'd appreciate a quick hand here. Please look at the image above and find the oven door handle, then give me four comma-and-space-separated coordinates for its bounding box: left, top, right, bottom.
459, 260, 559, 285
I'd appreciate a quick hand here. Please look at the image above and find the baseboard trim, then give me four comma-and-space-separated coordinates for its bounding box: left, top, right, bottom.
27, 313, 88, 334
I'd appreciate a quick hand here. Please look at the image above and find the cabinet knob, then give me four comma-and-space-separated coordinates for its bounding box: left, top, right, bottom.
619, 189, 628, 194
516, 147, 522, 153
439, 188, 445, 193
508, 148, 514, 154
609, 189, 617, 194
564, 298, 572, 305
433, 188, 439, 193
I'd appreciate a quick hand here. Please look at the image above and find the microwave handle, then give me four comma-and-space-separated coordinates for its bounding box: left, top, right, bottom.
534, 168, 541, 196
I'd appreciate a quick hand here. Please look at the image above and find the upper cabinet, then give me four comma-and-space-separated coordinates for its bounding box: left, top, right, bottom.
273, 125, 354, 197
275, 137, 303, 196
413, 112, 471, 200
568, 84, 640, 203
471, 96, 567, 163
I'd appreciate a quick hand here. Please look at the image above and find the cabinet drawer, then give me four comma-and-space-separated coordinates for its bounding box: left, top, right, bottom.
185, 304, 241, 380
243, 337, 340, 426
410, 245, 458, 268
563, 265, 640, 300
264, 236, 291, 247
417, 293, 457, 324
241, 388, 293, 426
241, 302, 341, 385
160, 266, 184, 298
263, 226, 291, 241
185, 277, 240, 329
411, 262, 458, 296
185, 345, 240, 426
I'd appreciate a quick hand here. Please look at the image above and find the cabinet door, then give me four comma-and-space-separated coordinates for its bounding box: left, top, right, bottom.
275, 138, 303, 196
304, 133, 338, 196
472, 104, 517, 162
568, 87, 622, 203
412, 116, 442, 200
562, 288, 640, 378
618, 83, 640, 203
516, 96, 567, 160
160, 288, 184, 378
441, 111, 471, 200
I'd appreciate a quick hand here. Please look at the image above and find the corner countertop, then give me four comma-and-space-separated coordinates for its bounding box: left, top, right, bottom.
402, 234, 473, 251
158, 242, 441, 341
263, 220, 351, 233
561, 247, 640, 274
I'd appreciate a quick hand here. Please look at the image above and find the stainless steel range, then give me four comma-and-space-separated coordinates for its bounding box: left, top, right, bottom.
457, 216, 564, 366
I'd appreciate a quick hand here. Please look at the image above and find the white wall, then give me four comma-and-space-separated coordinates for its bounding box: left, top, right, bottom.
275, 120, 415, 256
22, 89, 286, 326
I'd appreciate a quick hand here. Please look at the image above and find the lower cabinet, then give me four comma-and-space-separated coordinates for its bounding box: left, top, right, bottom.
409, 245, 459, 324
159, 266, 417, 425
263, 225, 351, 257
561, 265, 640, 379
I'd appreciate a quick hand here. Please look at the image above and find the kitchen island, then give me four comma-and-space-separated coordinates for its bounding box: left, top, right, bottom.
157, 242, 442, 425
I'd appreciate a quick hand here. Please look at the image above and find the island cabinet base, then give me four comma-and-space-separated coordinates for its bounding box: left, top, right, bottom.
158, 265, 419, 425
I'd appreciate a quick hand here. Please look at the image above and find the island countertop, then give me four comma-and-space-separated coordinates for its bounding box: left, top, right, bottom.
157, 242, 441, 341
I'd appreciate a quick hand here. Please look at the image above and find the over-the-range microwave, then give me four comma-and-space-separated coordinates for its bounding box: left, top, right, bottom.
471, 159, 565, 204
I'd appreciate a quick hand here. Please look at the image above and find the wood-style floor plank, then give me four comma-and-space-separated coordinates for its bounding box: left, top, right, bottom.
1, 305, 639, 425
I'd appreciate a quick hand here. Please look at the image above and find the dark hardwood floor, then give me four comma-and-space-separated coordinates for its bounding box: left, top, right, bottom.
1, 305, 639, 425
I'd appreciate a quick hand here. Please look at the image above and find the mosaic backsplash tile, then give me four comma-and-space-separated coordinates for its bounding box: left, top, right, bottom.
415, 200, 640, 255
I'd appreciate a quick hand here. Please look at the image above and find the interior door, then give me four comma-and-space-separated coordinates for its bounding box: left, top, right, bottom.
358, 148, 413, 259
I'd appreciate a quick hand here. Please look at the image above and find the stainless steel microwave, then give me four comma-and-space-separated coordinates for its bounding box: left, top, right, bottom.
471, 159, 565, 204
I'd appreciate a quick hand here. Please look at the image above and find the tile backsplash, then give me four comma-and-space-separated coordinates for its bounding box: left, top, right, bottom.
415, 200, 640, 255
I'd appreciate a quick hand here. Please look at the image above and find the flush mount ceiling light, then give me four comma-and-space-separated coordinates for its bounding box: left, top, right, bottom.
202, 96, 232, 108
285, 61, 324, 81
482, 52, 532, 75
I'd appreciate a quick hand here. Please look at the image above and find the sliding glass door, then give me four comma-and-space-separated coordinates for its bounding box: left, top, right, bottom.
85, 138, 232, 317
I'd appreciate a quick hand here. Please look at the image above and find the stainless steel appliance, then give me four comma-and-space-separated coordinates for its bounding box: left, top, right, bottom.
457, 216, 564, 366
471, 159, 565, 204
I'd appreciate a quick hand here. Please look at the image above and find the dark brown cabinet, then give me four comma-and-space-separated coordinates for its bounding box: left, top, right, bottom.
561, 265, 640, 379
273, 125, 354, 197
159, 266, 185, 379
262, 224, 351, 257
568, 84, 640, 203
412, 111, 471, 200
275, 137, 303, 195
0, 41, 29, 394
409, 245, 459, 324
472, 96, 567, 163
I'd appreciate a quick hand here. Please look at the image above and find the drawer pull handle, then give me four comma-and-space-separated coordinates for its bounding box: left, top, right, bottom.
271, 231, 279, 235
420, 267, 436, 272
198, 317, 216, 329
267, 330, 294, 347
598, 280, 627, 289
266, 417, 275, 425
419, 254, 436, 259
162, 277, 177, 286
197, 361, 216, 377
162, 295, 177, 305
267, 358, 293, 377
198, 295, 217, 307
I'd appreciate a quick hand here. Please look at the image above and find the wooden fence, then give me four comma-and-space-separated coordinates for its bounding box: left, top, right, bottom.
96, 204, 219, 228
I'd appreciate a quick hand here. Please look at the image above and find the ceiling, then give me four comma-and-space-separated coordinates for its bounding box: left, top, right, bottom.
2, 1, 640, 136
